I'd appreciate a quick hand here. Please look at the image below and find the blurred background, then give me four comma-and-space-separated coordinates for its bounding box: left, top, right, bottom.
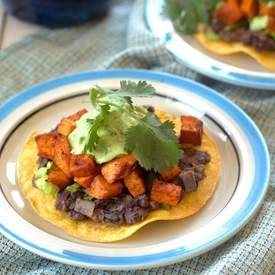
0, 0, 112, 49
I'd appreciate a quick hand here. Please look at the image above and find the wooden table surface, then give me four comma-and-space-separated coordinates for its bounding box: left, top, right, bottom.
0, 2, 43, 50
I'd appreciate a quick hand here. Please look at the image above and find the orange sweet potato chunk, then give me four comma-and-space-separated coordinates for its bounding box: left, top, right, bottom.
35, 133, 56, 160
74, 175, 96, 189
260, 3, 275, 17
240, 0, 258, 18
67, 108, 88, 122
180, 115, 203, 146
268, 17, 275, 32
160, 165, 181, 181
70, 154, 98, 177
54, 134, 72, 177
87, 175, 123, 199
150, 180, 182, 206
124, 168, 146, 197
214, 2, 243, 25
101, 154, 136, 184
48, 165, 72, 189
56, 118, 76, 136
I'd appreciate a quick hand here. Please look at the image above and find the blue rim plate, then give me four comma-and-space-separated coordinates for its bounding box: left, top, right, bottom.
144, 0, 275, 90
0, 69, 270, 270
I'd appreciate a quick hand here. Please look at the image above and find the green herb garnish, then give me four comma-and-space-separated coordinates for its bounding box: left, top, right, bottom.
65, 183, 81, 193
85, 81, 182, 173
83, 194, 94, 201
125, 112, 182, 172
164, 0, 221, 34
160, 204, 172, 209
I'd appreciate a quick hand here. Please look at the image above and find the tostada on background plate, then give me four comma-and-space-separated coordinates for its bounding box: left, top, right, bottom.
145, 0, 275, 89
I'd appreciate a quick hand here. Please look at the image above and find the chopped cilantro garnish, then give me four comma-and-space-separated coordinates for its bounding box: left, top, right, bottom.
160, 204, 172, 209
85, 81, 182, 173
65, 183, 81, 193
164, 0, 220, 35
125, 112, 182, 172
83, 194, 94, 201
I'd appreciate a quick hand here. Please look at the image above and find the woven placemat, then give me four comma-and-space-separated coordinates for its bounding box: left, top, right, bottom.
0, 0, 274, 274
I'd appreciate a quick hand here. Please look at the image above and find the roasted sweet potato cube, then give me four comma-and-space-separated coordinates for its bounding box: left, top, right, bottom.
54, 134, 72, 177
161, 165, 181, 181
268, 17, 275, 32
67, 108, 88, 121
87, 175, 123, 199
70, 154, 98, 177
214, 2, 243, 25
35, 133, 56, 160
74, 175, 95, 189
240, 0, 258, 18
48, 165, 72, 189
56, 118, 76, 136
124, 168, 146, 197
260, 3, 275, 17
180, 116, 203, 146
150, 179, 182, 206
101, 154, 136, 183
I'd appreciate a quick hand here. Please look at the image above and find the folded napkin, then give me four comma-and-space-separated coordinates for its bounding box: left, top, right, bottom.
0, 0, 274, 274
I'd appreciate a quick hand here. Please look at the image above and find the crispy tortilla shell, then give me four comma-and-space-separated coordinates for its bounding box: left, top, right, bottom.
18, 112, 220, 242
196, 31, 275, 71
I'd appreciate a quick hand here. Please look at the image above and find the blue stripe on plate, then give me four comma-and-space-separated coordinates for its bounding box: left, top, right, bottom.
144, 0, 275, 90
0, 69, 270, 268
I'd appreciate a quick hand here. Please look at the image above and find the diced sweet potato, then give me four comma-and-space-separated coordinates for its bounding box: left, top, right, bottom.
160, 165, 181, 181
48, 165, 72, 189
268, 17, 275, 32
260, 3, 275, 17
54, 134, 72, 177
214, 2, 243, 25
67, 108, 88, 122
240, 0, 258, 18
35, 133, 56, 160
56, 118, 76, 136
101, 154, 137, 184
229, 0, 241, 4
124, 168, 146, 197
70, 154, 98, 177
87, 175, 123, 199
150, 180, 182, 206
74, 175, 95, 189
180, 116, 203, 146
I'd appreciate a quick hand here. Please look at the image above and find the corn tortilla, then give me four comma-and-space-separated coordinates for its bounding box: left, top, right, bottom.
17, 111, 220, 242
196, 31, 275, 71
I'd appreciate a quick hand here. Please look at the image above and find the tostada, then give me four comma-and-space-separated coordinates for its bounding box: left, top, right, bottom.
18, 81, 220, 242
165, 0, 275, 70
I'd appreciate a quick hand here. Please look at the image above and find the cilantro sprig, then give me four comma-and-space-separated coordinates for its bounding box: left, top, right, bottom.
164, 0, 220, 34
85, 80, 182, 173
125, 112, 182, 172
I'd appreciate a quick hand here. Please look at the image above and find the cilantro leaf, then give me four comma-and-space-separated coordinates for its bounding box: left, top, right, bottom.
84, 105, 110, 151
125, 112, 182, 172
65, 183, 81, 193
117, 81, 156, 97
91, 80, 155, 99
83, 194, 94, 201
90, 87, 104, 107
164, 0, 183, 20
165, 0, 220, 34
85, 81, 181, 173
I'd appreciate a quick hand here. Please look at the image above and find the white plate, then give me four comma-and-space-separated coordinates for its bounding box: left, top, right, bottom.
145, 0, 275, 90
0, 69, 270, 270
